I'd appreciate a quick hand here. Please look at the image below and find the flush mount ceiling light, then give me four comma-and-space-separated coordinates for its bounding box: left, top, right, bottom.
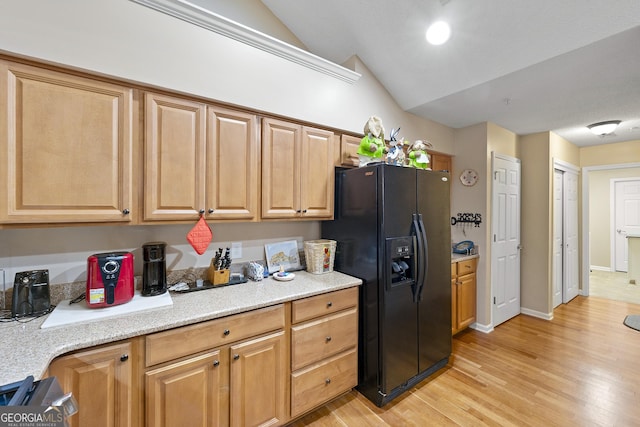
587, 120, 621, 136
426, 21, 451, 45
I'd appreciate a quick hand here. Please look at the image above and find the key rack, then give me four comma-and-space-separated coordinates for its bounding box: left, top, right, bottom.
451, 213, 482, 227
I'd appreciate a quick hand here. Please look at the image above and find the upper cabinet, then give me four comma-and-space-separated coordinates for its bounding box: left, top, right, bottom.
262, 118, 335, 219
144, 93, 259, 221
339, 134, 361, 167
0, 60, 134, 223
429, 151, 452, 173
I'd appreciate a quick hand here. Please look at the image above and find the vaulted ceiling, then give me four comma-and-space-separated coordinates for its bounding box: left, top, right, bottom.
257, 0, 640, 147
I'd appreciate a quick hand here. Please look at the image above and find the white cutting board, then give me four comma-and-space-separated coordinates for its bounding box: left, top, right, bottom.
41, 291, 173, 329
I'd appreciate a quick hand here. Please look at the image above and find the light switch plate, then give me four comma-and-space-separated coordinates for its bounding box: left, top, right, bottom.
231, 242, 242, 259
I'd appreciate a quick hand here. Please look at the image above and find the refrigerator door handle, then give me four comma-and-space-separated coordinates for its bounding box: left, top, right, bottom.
416, 214, 429, 301
412, 214, 425, 303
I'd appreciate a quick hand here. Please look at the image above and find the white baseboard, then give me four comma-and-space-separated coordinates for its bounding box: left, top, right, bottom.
590, 265, 611, 272
469, 322, 493, 334
520, 307, 553, 320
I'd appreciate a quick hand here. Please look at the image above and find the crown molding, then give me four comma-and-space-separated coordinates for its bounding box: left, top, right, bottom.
130, 0, 361, 83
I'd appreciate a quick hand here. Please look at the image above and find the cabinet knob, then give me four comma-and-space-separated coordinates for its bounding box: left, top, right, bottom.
325, 336, 332, 342
327, 302, 333, 308
199, 209, 205, 215
296, 209, 302, 213
122, 209, 130, 215
208, 208, 214, 214
120, 354, 128, 362
302, 209, 308, 213
325, 378, 331, 385
213, 360, 220, 367
223, 329, 230, 336
233, 354, 240, 361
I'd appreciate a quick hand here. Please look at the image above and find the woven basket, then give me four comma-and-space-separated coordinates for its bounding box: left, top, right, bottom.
304, 240, 336, 274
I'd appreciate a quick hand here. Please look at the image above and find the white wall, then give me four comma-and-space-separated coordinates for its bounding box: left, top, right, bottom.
0, 0, 455, 287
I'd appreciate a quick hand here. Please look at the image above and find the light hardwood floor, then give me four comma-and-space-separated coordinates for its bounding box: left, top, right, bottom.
589, 270, 640, 305
288, 296, 640, 426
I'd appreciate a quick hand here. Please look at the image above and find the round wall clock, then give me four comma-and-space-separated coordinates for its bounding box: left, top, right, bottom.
459, 169, 479, 186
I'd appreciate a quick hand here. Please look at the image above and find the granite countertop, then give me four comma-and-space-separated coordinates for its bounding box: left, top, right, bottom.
451, 252, 479, 263
0, 271, 361, 385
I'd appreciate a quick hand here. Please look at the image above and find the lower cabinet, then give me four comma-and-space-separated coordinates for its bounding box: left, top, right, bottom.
48, 287, 359, 426
48, 339, 142, 427
452, 258, 478, 335
290, 287, 358, 419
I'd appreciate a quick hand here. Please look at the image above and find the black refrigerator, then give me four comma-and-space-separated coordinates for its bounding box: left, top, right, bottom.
322, 163, 451, 407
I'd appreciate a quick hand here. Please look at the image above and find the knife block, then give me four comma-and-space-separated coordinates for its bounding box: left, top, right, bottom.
209, 268, 230, 286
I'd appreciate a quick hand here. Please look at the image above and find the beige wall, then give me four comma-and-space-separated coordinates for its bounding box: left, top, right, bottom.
588, 168, 640, 269
581, 140, 640, 166
519, 133, 552, 315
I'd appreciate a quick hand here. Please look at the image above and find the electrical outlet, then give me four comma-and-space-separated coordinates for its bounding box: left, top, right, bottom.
231, 242, 242, 259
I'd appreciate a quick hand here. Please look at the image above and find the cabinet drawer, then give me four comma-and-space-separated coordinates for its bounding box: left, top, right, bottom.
292, 287, 358, 324
457, 259, 476, 276
146, 304, 284, 366
291, 348, 357, 418
291, 307, 357, 370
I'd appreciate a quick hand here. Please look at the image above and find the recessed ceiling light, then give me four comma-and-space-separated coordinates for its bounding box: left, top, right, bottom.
426, 21, 451, 45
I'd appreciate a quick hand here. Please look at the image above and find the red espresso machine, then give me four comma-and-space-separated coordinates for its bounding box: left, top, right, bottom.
86, 252, 135, 308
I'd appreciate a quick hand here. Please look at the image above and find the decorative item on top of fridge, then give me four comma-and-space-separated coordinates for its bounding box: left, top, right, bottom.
357, 115, 387, 166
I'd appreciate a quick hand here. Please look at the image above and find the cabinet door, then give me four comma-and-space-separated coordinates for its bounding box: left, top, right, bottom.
0, 61, 133, 223
48, 342, 135, 427
457, 272, 477, 330
451, 278, 457, 334
206, 107, 259, 220
300, 126, 335, 219
261, 118, 300, 218
144, 92, 206, 220
229, 331, 287, 427
145, 350, 228, 427
339, 134, 361, 167
429, 151, 452, 173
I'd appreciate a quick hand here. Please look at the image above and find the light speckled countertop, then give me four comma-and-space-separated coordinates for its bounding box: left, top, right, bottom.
0, 271, 361, 385
451, 252, 479, 263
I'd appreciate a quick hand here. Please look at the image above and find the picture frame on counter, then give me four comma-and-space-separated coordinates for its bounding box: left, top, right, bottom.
265, 240, 301, 273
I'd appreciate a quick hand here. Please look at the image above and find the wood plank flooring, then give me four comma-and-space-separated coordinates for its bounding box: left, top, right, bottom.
288, 296, 640, 426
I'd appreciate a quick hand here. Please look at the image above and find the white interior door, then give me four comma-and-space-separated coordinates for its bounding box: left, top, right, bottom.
614, 179, 640, 272
563, 169, 579, 303
491, 153, 521, 327
552, 170, 563, 308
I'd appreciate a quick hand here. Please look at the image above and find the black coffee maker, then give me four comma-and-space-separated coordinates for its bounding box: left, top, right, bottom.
142, 242, 167, 296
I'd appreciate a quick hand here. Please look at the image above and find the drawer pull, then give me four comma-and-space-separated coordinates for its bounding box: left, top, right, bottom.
120, 354, 129, 362
325, 336, 332, 342
223, 329, 230, 336
213, 360, 220, 367
325, 378, 331, 385
233, 354, 240, 361
327, 302, 333, 308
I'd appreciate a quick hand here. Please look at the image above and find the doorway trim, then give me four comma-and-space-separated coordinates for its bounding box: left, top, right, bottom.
581, 162, 640, 296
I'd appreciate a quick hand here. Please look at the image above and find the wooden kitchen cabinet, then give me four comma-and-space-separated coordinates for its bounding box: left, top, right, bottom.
428, 151, 452, 173
452, 258, 477, 335
144, 304, 286, 427
229, 331, 287, 427
145, 350, 228, 427
262, 118, 335, 219
48, 339, 142, 427
290, 287, 358, 419
0, 60, 134, 224
338, 134, 361, 167
144, 93, 259, 221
